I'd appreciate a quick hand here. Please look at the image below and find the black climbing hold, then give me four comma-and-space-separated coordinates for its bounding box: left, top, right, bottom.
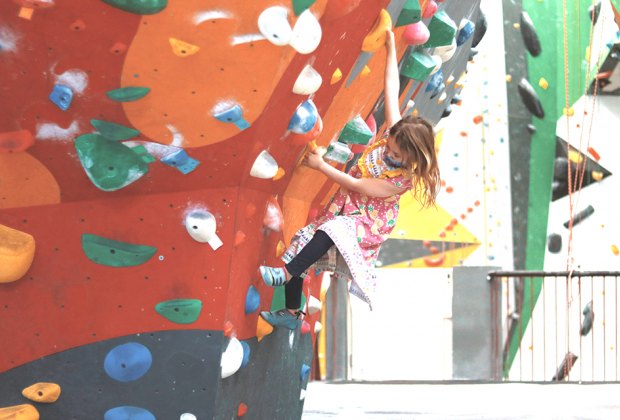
520, 11, 542, 57
440, 105, 453, 119
552, 352, 577, 381
563, 205, 595, 229
450, 94, 462, 104
517, 78, 545, 118
472, 9, 487, 48
526, 123, 536, 134
547, 233, 562, 253
589, 1, 601, 26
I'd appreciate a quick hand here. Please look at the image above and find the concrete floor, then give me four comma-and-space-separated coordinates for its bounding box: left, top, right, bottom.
302, 381, 620, 420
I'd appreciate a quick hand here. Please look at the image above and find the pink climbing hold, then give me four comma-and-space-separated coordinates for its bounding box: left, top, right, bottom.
422, 0, 438, 19
301, 320, 311, 334
403, 22, 430, 45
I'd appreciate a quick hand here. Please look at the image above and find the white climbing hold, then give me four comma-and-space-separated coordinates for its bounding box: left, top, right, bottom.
293, 64, 323, 95
184, 208, 223, 250
258, 6, 293, 46
307, 295, 322, 315
300, 388, 306, 400
289, 10, 322, 54
221, 337, 244, 379
314, 321, 322, 334
250, 150, 279, 179
180, 413, 197, 420
434, 38, 457, 62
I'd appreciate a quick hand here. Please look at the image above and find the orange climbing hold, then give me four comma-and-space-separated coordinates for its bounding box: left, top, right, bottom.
237, 403, 248, 417
0, 130, 34, 153
473, 115, 483, 124
256, 317, 274, 342
0, 224, 35, 284
234, 230, 247, 246
587, 146, 600, 161
22, 382, 61, 403
276, 240, 286, 257
0, 404, 39, 419
223, 321, 235, 337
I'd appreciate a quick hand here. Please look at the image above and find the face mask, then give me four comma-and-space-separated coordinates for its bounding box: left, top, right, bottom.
383, 151, 403, 168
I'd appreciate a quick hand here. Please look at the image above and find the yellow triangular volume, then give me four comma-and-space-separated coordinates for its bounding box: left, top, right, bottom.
391, 194, 479, 244
382, 243, 480, 268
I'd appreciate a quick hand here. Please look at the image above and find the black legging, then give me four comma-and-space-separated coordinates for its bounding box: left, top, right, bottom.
284, 230, 334, 310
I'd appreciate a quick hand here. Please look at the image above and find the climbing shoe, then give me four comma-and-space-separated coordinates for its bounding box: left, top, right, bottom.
259, 266, 288, 287
260, 309, 302, 330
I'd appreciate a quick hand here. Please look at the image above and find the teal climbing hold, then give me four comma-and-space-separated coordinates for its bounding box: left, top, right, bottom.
423, 10, 457, 48
292, 0, 316, 16
337, 115, 373, 145
155, 299, 202, 324
396, 0, 422, 27
82, 233, 157, 267
91, 119, 140, 141
106, 87, 151, 102
75, 133, 149, 191
400, 49, 435, 81
102, 0, 167, 15
131, 145, 156, 163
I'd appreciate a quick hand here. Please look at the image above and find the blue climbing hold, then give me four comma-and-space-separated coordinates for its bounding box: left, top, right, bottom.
456, 19, 475, 46
161, 149, 200, 174
104, 342, 153, 382
213, 103, 250, 130
240, 340, 251, 368
300, 363, 311, 381
104, 406, 155, 420
49, 84, 73, 111
288, 99, 318, 134
245, 285, 261, 314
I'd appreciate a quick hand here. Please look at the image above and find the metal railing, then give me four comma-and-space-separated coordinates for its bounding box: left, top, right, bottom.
488, 271, 620, 382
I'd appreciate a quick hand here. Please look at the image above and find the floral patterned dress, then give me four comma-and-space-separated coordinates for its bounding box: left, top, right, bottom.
282, 135, 412, 310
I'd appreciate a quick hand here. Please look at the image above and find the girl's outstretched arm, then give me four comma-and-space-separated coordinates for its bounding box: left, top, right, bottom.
383, 29, 402, 129
304, 149, 405, 198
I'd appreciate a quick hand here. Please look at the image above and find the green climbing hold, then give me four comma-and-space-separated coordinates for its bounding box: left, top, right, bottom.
91, 119, 140, 141
400, 49, 435, 81
155, 299, 202, 324
292, 0, 316, 16
106, 87, 151, 102
75, 133, 149, 191
102, 0, 167, 15
131, 145, 156, 163
337, 115, 373, 145
82, 233, 157, 267
396, 0, 422, 27
423, 10, 457, 48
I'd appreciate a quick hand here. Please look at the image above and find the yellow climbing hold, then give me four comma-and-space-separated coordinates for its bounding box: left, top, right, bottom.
592, 170, 603, 181
169, 38, 200, 57
538, 77, 549, 90
0, 224, 35, 284
331, 68, 342, 84
612, 244, 619, 256
563, 106, 575, 117
276, 240, 286, 257
360, 65, 371, 78
0, 404, 39, 419
505, 74, 512, 83
22, 383, 61, 403
568, 150, 583, 164
256, 317, 274, 342
272, 167, 286, 181
362, 9, 392, 52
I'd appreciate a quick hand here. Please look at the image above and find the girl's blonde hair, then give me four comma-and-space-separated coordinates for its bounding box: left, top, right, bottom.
390, 115, 441, 208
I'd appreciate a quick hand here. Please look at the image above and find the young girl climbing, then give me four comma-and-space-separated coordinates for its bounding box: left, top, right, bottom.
259, 29, 441, 330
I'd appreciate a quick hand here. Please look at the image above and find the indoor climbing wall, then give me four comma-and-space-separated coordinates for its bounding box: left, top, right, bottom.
0, 0, 483, 418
